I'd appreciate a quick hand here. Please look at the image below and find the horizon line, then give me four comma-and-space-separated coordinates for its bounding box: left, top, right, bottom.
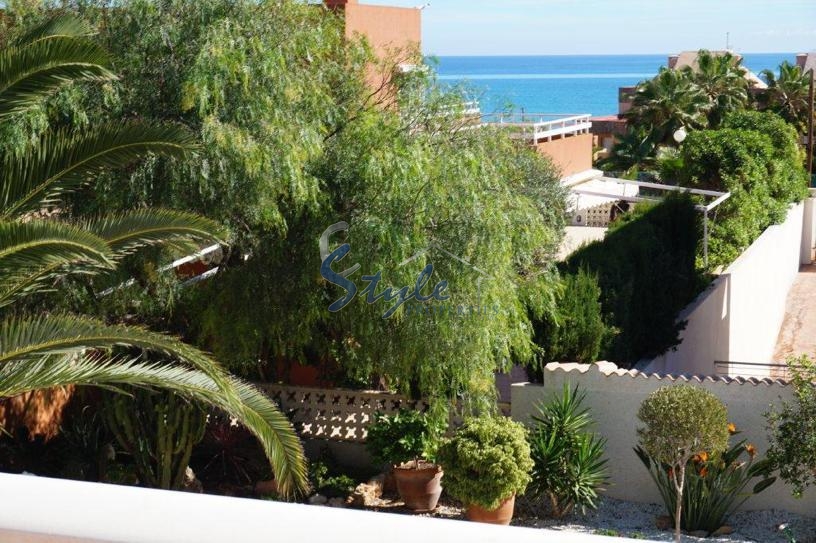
423, 51, 804, 58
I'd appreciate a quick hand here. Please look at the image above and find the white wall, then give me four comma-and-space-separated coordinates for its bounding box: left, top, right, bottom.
0, 472, 652, 543
511, 362, 816, 517
647, 201, 811, 376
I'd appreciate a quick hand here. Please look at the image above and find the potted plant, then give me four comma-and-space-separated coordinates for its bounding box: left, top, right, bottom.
365, 409, 443, 512
436, 416, 533, 525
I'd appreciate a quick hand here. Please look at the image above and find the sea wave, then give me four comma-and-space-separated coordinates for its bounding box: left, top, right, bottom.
437, 73, 653, 81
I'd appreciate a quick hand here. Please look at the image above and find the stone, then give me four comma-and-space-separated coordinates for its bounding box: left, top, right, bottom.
308, 494, 328, 505
711, 525, 734, 537
655, 516, 672, 531
181, 466, 204, 494
348, 477, 385, 507
688, 530, 709, 538
327, 497, 346, 508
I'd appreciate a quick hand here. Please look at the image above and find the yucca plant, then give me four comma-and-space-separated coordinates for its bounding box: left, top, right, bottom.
0, 15, 307, 496
528, 384, 609, 517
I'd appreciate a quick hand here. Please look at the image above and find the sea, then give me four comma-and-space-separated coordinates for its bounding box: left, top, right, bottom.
433, 54, 795, 116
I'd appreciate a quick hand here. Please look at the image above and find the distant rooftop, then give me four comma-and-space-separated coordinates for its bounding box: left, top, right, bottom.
668, 50, 767, 89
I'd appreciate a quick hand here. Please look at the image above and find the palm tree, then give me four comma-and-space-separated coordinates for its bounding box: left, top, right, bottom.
626, 67, 709, 145
692, 49, 748, 128
759, 61, 813, 135
597, 126, 658, 173
0, 16, 307, 495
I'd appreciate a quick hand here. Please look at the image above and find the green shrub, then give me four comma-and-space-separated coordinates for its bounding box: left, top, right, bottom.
636, 435, 775, 534
766, 355, 816, 497
564, 194, 703, 366
637, 385, 730, 543
533, 269, 611, 367
528, 385, 609, 517
672, 112, 808, 269
308, 460, 357, 498
436, 417, 533, 510
365, 409, 440, 467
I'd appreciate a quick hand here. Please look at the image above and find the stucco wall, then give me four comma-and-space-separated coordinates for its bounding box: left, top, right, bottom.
648, 202, 810, 376
536, 133, 593, 178
343, 4, 421, 59
511, 362, 816, 516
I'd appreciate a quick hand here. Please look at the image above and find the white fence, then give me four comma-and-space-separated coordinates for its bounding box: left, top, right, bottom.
646, 201, 814, 376
512, 362, 816, 517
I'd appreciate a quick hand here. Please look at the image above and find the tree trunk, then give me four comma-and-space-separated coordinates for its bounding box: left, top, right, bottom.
673, 464, 686, 543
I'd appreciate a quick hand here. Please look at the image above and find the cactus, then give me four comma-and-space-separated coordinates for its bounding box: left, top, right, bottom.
102, 389, 207, 490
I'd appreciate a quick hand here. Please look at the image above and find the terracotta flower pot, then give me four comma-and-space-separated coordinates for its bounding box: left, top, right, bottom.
465, 494, 516, 525
393, 461, 443, 512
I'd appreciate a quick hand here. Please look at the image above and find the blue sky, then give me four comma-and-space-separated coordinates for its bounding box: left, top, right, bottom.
384, 0, 816, 56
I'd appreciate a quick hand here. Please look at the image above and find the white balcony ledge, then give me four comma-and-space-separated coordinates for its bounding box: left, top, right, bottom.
0, 472, 656, 543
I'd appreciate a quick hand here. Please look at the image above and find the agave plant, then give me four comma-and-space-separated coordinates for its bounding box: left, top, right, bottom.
0, 15, 307, 495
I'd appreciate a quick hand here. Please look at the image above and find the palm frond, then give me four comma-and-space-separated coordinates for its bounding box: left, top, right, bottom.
0, 219, 113, 274
0, 36, 114, 119
84, 209, 226, 258
0, 354, 308, 496
14, 15, 96, 46
0, 122, 197, 219
0, 314, 235, 399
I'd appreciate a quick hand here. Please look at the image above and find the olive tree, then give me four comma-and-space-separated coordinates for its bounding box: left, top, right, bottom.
637, 385, 729, 543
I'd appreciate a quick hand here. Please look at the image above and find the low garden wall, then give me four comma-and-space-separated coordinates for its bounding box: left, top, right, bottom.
511, 362, 816, 517
255, 383, 431, 469
646, 200, 814, 376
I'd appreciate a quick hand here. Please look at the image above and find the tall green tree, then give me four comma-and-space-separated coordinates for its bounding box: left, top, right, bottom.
0, 14, 307, 496
31, 0, 568, 417
759, 61, 814, 135
625, 67, 709, 146
690, 50, 748, 128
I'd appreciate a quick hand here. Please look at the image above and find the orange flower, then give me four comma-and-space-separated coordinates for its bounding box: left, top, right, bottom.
746, 444, 757, 459
697, 451, 709, 463
727, 423, 737, 434
699, 467, 709, 478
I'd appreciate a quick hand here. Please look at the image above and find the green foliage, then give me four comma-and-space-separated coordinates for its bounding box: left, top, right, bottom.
638, 385, 729, 468
0, 12, 308, 496
533, 269, 610, 366
672, 111, 808, 269
528, 385, 609, 517
759, 61, 815, 135
22, 1, 568, 421
102, 390, 207, 490
638, 385, 730, 542
436, 417, 533, 511
365, 409, 440, 467
766, 355, 816, 497
636, 438, 775, 533
564, 194, 702, 366
308, 460, 357, 499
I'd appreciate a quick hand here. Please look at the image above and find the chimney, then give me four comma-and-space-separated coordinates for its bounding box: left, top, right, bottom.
796, 53, 807, 70
668, 55, 679, 69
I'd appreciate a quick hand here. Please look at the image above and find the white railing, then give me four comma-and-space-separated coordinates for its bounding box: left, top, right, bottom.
482, 113, 593, 141
0, 473, 656, 542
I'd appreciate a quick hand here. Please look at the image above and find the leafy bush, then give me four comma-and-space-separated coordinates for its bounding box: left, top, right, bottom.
528, 385, 609, 517
671, 111, 808, 269
766, 355, 816, 497
365, 409, 440, 467
637, 385, 730, 543
436, 417, 533, 510
636, 435, 775, 534
533, 269, 611, 367
308, 460, 357, 499
563, 194, 703, 366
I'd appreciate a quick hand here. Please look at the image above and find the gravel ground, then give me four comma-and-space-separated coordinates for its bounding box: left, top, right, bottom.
364, 494, 816, 542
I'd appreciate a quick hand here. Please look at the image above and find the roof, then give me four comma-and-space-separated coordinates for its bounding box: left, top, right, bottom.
668, 50, 767, 89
